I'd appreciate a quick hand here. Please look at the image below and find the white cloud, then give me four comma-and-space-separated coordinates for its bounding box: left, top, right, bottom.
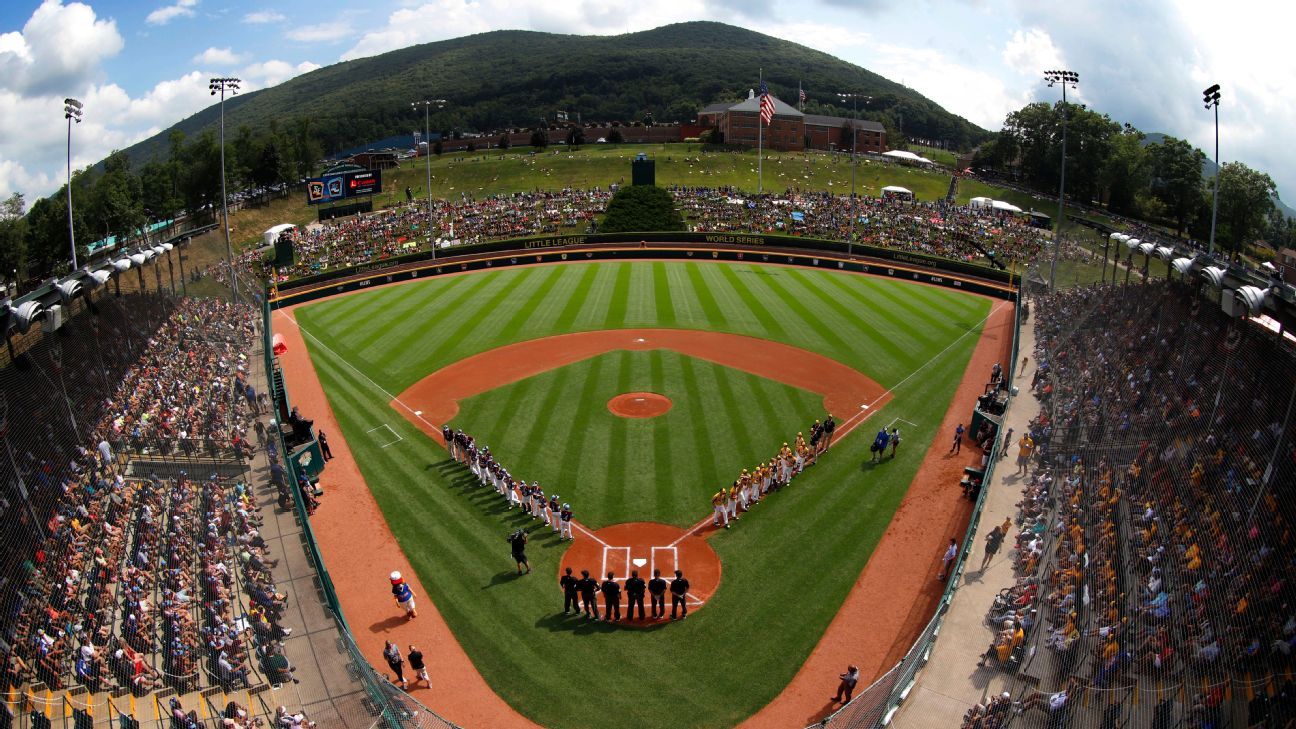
0, 0, 124, 95
241, 60, 322, 88
1001, 28, 1063, 77
242, 10, 286, 24
863, 42, 1030, 131
286, 21, 353, 43
145, 0, 198, 26
193, 47, 248, 66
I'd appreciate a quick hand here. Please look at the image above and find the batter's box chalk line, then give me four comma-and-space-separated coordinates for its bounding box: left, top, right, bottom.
366, 423, 404, 449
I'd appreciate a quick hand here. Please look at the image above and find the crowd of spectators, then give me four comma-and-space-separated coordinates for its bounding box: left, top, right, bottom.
221, 185, 1048, 286
962, 280, 1296, 727
0, 294, 295, 714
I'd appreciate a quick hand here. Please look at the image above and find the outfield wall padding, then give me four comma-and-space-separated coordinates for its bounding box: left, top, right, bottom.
271, 232, 1019, 308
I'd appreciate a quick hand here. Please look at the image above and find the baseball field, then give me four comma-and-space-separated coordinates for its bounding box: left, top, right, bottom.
278, 259, 1006, 728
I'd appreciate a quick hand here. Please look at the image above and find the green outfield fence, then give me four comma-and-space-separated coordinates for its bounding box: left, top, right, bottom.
263, 246, 1021, 729
804, 288, 1024, 729
260, 300, 464, 729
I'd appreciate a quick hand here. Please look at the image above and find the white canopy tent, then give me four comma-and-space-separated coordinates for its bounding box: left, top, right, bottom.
990, 200, 1023, 213
263, 224, 296, 248
880, 185, 914, 200
969, 197, 994, 209
881, 150, 935, 165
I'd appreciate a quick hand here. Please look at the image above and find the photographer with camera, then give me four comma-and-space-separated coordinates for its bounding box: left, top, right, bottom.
508, 528, 531, 574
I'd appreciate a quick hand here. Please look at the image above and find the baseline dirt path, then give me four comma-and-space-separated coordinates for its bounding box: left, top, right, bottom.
393, 328, 887, 444
737, 301, 1015, 728
274, 308, 541, 729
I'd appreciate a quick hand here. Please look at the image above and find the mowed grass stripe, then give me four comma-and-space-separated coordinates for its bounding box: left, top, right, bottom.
821, 272, 952, 348
663, 261, 703, 325
651, 262, 677, 328
757, 269, 855, 357
497, 265, 565, 338
412, 268, 539, 374
347, 275, 465, 348
368, 268, 502, 363
603, 351, 634, 517
683, 261, 727, 328
649, 350, 675, 515
555, 355, 607, 514
553, 263, 601, 332
571, 263, 622, 331
782, 268, 913, 370
714, 264, 788, 339
604, 263, 634, 329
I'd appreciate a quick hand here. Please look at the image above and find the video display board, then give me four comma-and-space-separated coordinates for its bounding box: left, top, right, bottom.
306, 169, 383, 205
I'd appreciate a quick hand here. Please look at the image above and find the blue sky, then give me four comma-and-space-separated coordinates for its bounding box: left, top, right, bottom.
1, 0, 1291, 204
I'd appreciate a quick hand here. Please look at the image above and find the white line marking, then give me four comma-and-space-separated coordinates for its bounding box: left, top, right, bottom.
365, 423, 403, 448
668, 515, 714, 547
600, 546, 630, 579
571, 521, 610, 548
837, 300, 1010, 435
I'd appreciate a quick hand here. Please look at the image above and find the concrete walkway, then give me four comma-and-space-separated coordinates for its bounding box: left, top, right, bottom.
891, 314, 1042, 727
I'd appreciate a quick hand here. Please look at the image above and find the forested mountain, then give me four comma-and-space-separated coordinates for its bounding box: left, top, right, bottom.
116, 21, 989, 164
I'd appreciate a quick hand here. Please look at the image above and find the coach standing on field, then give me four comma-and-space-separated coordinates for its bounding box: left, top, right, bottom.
648, 569, 667, 619
624, 570, 646, 620
670, 570, 690, 619
560, 567, 579, 614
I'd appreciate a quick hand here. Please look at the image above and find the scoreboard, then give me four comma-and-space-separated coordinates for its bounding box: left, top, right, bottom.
306, 169, 383, 205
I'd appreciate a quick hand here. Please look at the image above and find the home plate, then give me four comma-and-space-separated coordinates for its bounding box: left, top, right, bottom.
632, 558, 648, 567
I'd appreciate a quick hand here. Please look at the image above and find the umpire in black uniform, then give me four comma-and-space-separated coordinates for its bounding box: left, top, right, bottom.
624, 570, 646, 620
600, 572, 622, 622
648, 569, 668, 619
577, 570, 599, 619
670, 570, 690, 619
559, 567, 579, 614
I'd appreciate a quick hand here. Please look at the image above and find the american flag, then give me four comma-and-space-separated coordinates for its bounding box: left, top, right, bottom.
799, 87, 806, 105
759, 81, 775, 126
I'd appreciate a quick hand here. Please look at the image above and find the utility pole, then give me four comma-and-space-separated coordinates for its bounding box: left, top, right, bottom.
209, 77, 241, 301
1203, 84, 1221, 257
1044, 70, 1079, 292
412, 99, 447, 258
63, 98, 83, 271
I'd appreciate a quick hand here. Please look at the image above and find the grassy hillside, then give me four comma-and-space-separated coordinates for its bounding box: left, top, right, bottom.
117, 21, 988, 166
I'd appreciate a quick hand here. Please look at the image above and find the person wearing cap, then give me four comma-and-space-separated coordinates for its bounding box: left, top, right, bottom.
888, 427, 901, 459
390, 572, 417, 619
317, 430, 333, 461
711, 488, 729, 528
508, 528, 530, 574
275, 705, 317, 728
727, 481, 741, 522
831, 665, 860, 703
559, 503, 574, 540
548, 494, 562, 533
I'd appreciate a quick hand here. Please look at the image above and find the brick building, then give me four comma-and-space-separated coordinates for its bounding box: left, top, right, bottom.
698, 94, 886, 154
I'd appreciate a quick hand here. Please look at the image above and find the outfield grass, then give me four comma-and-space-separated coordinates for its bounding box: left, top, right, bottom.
451, 351, 825, 528
293, 261, 991, 728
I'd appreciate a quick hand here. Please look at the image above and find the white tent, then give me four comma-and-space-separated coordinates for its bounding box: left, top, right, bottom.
880, 185, 913, 199
881, 150, 935, 164
263, 224, 296, 248
969, 196, 993, 209
990, 200, 1023, 213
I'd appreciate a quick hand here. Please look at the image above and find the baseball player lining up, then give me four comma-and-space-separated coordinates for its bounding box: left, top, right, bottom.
711, 415, 835, 528
442, 427, 578, 541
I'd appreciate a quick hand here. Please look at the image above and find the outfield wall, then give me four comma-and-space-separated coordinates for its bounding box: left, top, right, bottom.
270, 232, 1019, 308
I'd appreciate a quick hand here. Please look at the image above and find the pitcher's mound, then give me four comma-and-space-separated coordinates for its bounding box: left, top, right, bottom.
607, 392, 673, 418
558, 522, 720, 626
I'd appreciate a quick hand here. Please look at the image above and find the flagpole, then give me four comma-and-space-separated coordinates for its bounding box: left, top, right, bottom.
758, 68, 763, 195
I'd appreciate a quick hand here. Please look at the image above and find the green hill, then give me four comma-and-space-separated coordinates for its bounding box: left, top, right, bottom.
116, 21, 989, 165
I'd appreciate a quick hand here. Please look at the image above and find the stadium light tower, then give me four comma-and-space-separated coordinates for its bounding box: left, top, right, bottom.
837, 92, 870, 258
411, 99, 447, 260
209, 77, 240, 301
1044, 69, 1078, 292
1203, 84, 1221, 256
63, 98, 83, 271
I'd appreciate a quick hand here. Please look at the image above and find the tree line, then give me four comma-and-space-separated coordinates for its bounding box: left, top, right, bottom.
975, 101, 1293, 253
0, 120, 321, 283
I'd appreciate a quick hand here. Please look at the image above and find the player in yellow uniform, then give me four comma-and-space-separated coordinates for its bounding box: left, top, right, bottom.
728, 482, 741, 522
712, 489, 729, 528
